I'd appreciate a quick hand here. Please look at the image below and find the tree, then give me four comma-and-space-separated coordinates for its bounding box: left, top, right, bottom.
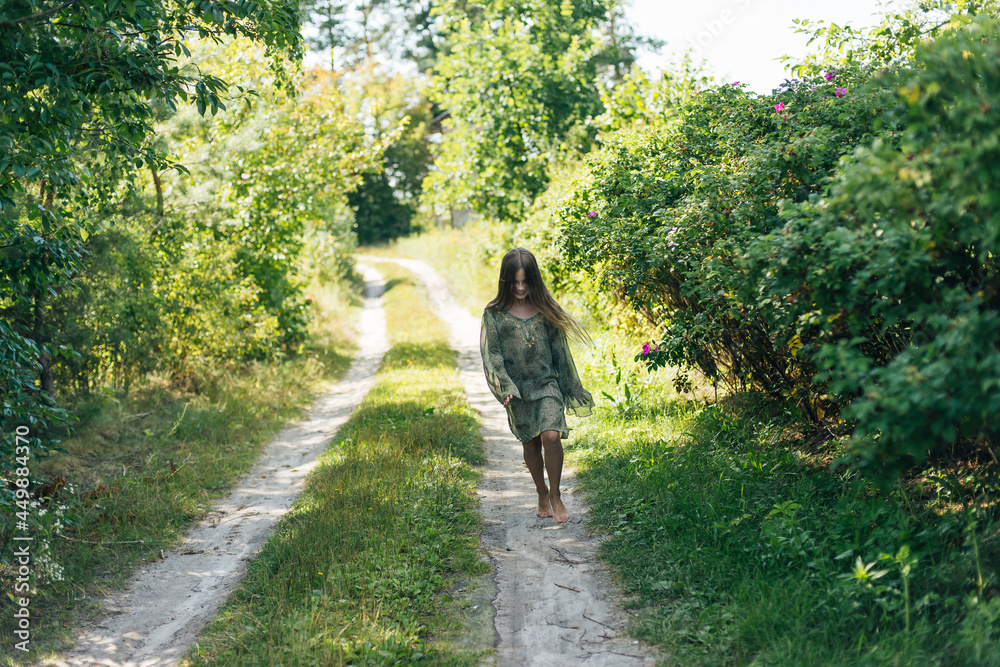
222, 67, 389, 346
425, 0, 618, 222
301, 0, 350, 68
0, 0, 300, 473
340, 70, 433, 244
300, 0, 396, 69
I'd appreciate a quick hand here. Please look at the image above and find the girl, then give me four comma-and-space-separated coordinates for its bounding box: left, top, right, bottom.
480, 248, 594, 523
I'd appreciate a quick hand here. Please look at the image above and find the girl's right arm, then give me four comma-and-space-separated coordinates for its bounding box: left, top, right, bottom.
480, 310, 521, 405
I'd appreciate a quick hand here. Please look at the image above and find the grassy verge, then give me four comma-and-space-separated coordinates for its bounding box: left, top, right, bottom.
568, 336, 1000, 666
1, 278, 359, 663
188, 263, 489, 666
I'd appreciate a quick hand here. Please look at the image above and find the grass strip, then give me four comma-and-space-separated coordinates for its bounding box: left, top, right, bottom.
568, 340, 1000, 667
1, 280, 358, 663
189, 264, 488, 666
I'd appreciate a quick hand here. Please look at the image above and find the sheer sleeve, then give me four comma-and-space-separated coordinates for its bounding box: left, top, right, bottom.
547, 322, 594, 417
480, 310, 521, 405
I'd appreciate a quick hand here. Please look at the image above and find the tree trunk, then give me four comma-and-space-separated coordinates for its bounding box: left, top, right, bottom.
151, 167, 164, 218
33, 292, 54, 397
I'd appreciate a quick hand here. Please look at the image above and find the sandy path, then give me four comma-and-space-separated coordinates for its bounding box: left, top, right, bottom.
369, 257, 657, 666
40, 265, 389, 667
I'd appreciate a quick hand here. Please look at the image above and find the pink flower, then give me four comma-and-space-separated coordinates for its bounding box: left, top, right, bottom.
774, 102, 785, 113
642, 344, 651, 356
732, 80, 740, 86
587, 211, 598, 218
825, 71, 836, 81
835, 87, 847, 98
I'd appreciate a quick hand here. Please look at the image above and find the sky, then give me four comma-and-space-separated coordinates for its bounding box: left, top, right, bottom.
624, 0, 899, 93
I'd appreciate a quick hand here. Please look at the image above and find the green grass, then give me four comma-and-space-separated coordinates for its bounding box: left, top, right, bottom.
568, 336, 1000, 666
188, 264, 489, 666
0, 278, 360, 664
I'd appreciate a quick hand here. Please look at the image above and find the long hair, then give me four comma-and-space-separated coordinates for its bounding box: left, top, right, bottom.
485, 248, 589, 343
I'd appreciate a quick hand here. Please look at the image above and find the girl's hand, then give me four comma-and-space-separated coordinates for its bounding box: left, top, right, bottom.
503, 395, 513, 407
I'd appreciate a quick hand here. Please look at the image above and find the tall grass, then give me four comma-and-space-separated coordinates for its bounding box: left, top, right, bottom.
189, 264, 488, 666
0, 278, 359, 662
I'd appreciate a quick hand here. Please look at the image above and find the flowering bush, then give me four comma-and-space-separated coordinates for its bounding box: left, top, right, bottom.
551, 14, 1000, 481
557, 64, 888, 417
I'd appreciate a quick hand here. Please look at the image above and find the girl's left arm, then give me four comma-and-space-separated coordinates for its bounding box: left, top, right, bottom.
547, 322, 594, 416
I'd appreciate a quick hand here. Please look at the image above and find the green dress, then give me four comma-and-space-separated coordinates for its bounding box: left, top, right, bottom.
480, 308, 594, 442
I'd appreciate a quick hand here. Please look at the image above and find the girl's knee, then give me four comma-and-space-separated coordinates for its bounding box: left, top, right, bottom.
540, 430, 561, 449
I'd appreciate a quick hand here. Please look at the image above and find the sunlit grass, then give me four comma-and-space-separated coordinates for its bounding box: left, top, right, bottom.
188, 264, 488, 666
361, 224, 503, 314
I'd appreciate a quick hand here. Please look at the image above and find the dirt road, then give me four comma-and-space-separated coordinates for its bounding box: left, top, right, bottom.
373, 258, 657, 666
40, 265, 389, 667
40, 258, 657, 666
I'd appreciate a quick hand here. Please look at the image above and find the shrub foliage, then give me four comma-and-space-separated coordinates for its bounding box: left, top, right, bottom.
555, 15, 1000, 480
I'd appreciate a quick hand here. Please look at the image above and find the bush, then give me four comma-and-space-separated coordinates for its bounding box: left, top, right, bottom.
746, 18, 1000, 478
552, 13, 1000, 480
557, 65, 891, 413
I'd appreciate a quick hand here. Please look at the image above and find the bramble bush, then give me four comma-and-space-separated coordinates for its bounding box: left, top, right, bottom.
554, 12, 1000, 480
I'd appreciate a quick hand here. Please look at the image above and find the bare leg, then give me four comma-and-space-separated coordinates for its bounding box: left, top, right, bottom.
522, 435, 552, 517
541, 430, 568, 523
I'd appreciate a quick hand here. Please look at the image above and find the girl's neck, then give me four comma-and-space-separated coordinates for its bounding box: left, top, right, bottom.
507, 298, 539, 319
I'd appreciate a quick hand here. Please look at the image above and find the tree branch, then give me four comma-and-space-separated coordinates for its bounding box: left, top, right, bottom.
4, 0, 83, 26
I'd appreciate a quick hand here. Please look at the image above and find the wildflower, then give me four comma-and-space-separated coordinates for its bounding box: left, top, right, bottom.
835, 87, 847, 98
642, 344, 651, 356
825, 71, 836, 81
732, 81, 740, 86
774, 102, 785, 113
587, 211, 598, 218
809, 87, 817, 92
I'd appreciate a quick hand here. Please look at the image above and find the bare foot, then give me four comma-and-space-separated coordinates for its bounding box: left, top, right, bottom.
536, 493, 553, 518
550, 494, 569, 523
